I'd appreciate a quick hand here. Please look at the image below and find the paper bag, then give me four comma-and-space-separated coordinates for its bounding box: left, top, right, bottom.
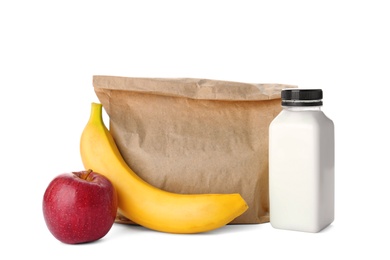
93, 76, 296, 224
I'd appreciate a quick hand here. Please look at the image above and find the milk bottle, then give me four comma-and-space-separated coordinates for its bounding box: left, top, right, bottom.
269, 89, 334, 232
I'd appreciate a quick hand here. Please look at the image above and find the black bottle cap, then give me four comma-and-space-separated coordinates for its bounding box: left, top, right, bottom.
281, 89, 323, 106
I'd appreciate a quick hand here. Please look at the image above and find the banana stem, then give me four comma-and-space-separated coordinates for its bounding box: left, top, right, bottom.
89, 103, 103, 124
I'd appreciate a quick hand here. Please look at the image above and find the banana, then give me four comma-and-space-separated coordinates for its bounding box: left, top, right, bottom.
80, 102, 248, 234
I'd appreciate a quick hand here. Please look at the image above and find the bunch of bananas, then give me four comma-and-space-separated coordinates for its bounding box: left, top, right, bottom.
80, 103, 248, 234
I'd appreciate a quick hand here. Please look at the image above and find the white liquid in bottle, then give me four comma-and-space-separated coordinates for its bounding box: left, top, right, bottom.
269, 89, 334, 232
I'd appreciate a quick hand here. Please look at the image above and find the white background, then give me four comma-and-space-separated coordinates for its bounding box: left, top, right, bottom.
1, 0, 389, 259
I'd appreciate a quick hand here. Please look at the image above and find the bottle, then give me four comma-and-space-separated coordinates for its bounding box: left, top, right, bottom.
269, 89, 334, 232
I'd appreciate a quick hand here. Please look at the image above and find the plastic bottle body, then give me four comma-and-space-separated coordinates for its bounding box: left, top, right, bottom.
269, 105, 334, 232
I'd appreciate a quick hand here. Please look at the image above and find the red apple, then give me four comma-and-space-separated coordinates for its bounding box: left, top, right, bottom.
42, 169, 118, 244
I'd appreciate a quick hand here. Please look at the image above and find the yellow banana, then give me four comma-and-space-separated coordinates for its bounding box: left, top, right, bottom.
80, 102, 248, 234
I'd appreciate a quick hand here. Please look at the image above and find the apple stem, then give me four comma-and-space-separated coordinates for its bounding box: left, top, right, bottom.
84, 169, 92, 180
73, 169, 92, 180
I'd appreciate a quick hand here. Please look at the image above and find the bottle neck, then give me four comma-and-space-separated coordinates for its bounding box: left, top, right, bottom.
282, 106, 322, 111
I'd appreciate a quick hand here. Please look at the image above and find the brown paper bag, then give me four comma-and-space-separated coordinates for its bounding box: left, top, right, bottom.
93, 76, 296, 224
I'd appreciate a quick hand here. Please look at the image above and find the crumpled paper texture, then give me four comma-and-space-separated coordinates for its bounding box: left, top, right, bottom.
93, 76, 296, 224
